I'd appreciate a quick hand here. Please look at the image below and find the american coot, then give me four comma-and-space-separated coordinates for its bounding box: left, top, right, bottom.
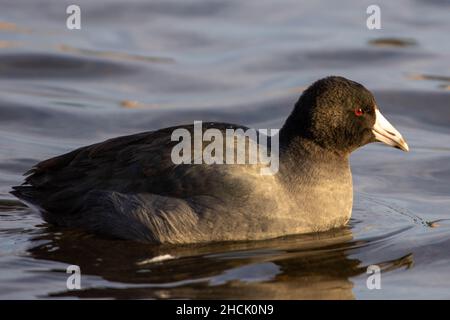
11, 76, 409, 244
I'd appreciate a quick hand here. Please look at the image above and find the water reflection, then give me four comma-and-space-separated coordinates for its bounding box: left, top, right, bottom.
1, 0, 450, 299
22, 224, 411, 299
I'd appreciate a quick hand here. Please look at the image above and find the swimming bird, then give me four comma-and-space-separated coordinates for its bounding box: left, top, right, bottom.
11, 76, 409, 244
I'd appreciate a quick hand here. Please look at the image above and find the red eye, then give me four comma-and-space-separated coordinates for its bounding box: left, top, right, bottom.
354, 108, 364, 117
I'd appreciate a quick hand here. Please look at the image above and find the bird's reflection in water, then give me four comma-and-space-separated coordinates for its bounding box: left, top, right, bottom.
27, 224, 411, 299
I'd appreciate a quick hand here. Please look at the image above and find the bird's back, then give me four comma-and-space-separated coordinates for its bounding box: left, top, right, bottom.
12, 122, 301, 243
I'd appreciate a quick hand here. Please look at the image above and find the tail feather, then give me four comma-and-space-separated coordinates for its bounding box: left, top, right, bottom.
10, 186, 42, 208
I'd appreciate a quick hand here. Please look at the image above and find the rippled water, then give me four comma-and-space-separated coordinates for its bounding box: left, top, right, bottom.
1, 0, 450, 299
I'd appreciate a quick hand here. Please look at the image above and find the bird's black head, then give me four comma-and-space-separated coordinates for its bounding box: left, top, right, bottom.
280, 76, 409, 154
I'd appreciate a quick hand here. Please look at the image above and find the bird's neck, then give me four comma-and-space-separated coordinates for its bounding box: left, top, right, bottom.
276, 133, 354, 232
278, 134, 351, 188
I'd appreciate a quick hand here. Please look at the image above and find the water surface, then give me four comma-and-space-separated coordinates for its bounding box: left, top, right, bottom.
1, 0, 450, 299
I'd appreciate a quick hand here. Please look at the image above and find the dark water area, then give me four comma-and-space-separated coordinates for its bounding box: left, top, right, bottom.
1, 0, 450, 299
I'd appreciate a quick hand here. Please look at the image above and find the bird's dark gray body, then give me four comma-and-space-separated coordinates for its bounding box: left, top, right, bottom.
11, 76, 408, 244
12, 123, 352, 243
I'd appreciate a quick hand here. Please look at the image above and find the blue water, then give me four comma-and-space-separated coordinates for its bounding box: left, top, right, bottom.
1, 0, 450, 299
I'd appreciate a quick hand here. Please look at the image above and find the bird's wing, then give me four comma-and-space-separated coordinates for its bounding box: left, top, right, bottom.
11, 122, 263, 214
